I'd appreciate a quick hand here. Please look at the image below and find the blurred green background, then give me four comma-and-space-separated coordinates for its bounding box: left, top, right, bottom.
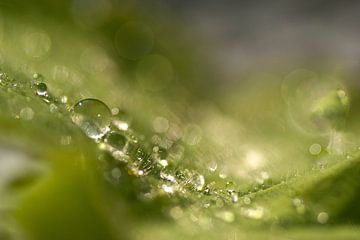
1, 0, 360, 239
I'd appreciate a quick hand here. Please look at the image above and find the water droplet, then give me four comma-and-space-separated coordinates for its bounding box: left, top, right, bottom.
0, 72, 9, 85
203, 186, 211, 195
231, 192, 239, 203
208, 161, 217, 172
158, 159, 168, 168
162, 184, 174, 194
104, 131, 127, 149
309, 143, 322, 155
159, 172, 176, 182
61, 95, 68, 104
35, 82, 48, 97
219, 169, 227, 179
20, 107, 34, 120
317, 212, 329, 224
112, 119, 129, 131
192, 174, 205, 191
70, 98, 111, 139
111, 150, 129, 163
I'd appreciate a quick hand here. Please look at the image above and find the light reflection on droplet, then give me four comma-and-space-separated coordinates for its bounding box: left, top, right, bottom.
219, 169, 227, 179
70, 98, 111, 139
192, 174, 205, 191
35, 82, 48, 97
112, 119, 129, 131
162, 184, 174, 194
231, 192, 239, 203
61, 96, 68, 104
208, 161, 217, 172
158, 159, 168, 168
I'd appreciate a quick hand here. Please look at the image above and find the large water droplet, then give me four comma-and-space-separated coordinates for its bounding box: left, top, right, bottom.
70, 98, 111, 139
35, 82, 48, 96
104, 131, 127, 149
192, 174, 205, 191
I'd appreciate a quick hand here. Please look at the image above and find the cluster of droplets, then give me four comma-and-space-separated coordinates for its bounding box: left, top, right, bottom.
61, 78, 274, 224
0, 71, 280, 226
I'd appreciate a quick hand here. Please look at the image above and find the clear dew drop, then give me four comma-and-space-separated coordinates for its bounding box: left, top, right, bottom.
162, 184, 174, 194
35, 82, 48, 96
158, 159, 168, 168
61, 95, 68, 104
192, 174, 205, 191
208, 161, 217, 172
112, 119, 129, 131
70, 98, 111, 140
104, 131, 127, 149
231, 192, 239, 203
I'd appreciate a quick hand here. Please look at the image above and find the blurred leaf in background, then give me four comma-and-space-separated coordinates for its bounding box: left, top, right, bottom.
1, 0, 360, 240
